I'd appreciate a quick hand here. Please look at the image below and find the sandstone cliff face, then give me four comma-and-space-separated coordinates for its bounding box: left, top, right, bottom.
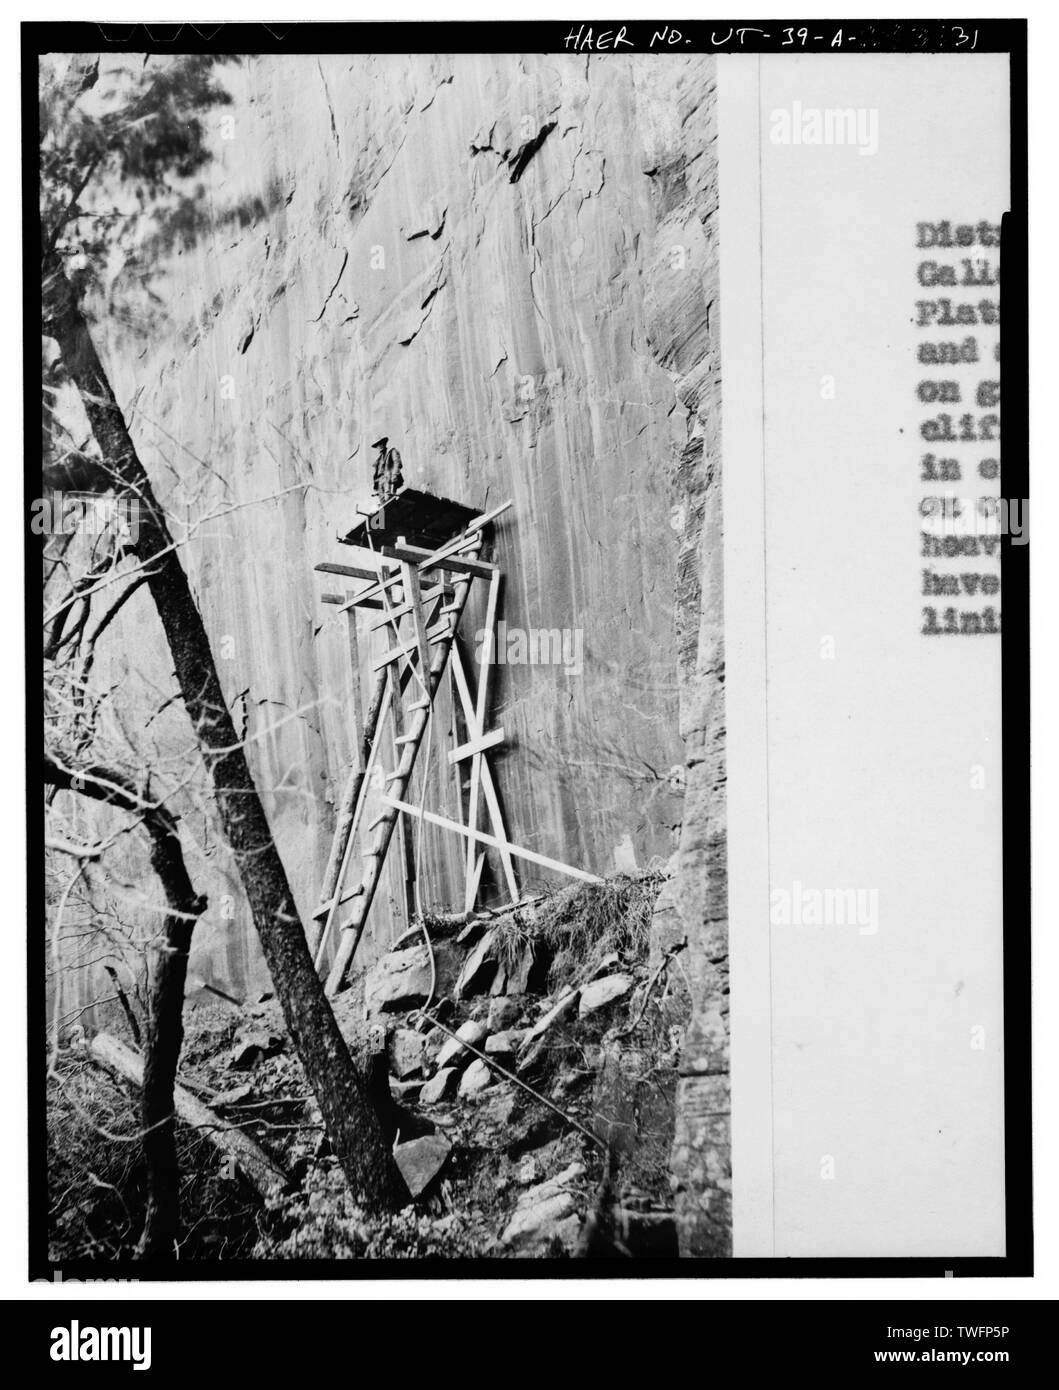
87, 53, 720, 1023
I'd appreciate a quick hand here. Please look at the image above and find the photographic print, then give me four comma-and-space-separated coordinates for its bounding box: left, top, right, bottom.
27, 17, 1029, 1303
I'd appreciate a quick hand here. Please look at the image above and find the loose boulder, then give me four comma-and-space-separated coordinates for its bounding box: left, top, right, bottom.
365, 946, 434, 1013
487, 996, 521, 1032
436, 1019, 489, 1069
458, 1058, 494, 1097
501, 1162, 585, 1252
455, 930, 499, 998
420, 1066, 458, 1104
390, 1028, 426, 1078
504, 938, 544, 995
394, 1134, 452, 1199
579, 974, 636, 1017
485, 1031, 520, 1057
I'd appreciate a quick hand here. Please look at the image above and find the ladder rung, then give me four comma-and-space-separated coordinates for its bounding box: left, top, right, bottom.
367, 811, 395, 832
351, 572, 404, 599
312, 883, 364, 920
385, 770, 405, 783
368, 606, 408, 633
408, 698, 431, 711
372, 636, 419, 671
368, 584, 450, 631
439, 601, 462, 615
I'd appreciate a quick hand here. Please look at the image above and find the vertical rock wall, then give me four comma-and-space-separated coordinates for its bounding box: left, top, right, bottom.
632, 68, 728, 1254
89, 52, 721, 1015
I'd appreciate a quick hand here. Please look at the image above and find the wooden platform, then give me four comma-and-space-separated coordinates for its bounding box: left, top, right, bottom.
339, 488, 481, 551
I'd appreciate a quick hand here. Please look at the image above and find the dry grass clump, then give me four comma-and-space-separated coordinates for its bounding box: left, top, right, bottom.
487, 872, 663, 991
537, 872, 662, 986
490, 909, 538, 977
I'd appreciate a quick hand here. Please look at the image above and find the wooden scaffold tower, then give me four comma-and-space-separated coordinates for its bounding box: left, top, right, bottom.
311, 484, 602, 997
311, 488, 499, 995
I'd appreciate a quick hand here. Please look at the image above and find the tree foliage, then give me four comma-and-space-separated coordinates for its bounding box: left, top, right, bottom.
40, 53, 235, 313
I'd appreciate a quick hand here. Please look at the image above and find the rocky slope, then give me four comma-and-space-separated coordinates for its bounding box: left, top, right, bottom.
111, 873, 683, 1259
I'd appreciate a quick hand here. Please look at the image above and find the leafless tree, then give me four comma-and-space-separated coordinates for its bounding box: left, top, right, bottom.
40, 53, 408, 1247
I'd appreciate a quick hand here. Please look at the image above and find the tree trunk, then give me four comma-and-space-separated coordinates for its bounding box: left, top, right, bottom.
138, 834, 202, 1256
43, 755, 208, 1255
43, 255, 408, 1213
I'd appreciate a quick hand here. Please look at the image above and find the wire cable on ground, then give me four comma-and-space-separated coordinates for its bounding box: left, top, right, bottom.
408, 1005, 606, 1151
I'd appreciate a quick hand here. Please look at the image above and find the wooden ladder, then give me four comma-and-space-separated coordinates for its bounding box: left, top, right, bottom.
311, 508, 517, 995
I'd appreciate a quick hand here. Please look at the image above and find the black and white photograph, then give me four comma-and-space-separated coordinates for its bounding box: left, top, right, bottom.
9, 5, 1054, 1347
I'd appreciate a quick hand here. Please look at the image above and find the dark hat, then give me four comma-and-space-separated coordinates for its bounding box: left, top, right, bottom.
371, 436, 389, 449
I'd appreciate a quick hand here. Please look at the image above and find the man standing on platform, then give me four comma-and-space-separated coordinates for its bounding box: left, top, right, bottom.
371, 436, 404, 503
